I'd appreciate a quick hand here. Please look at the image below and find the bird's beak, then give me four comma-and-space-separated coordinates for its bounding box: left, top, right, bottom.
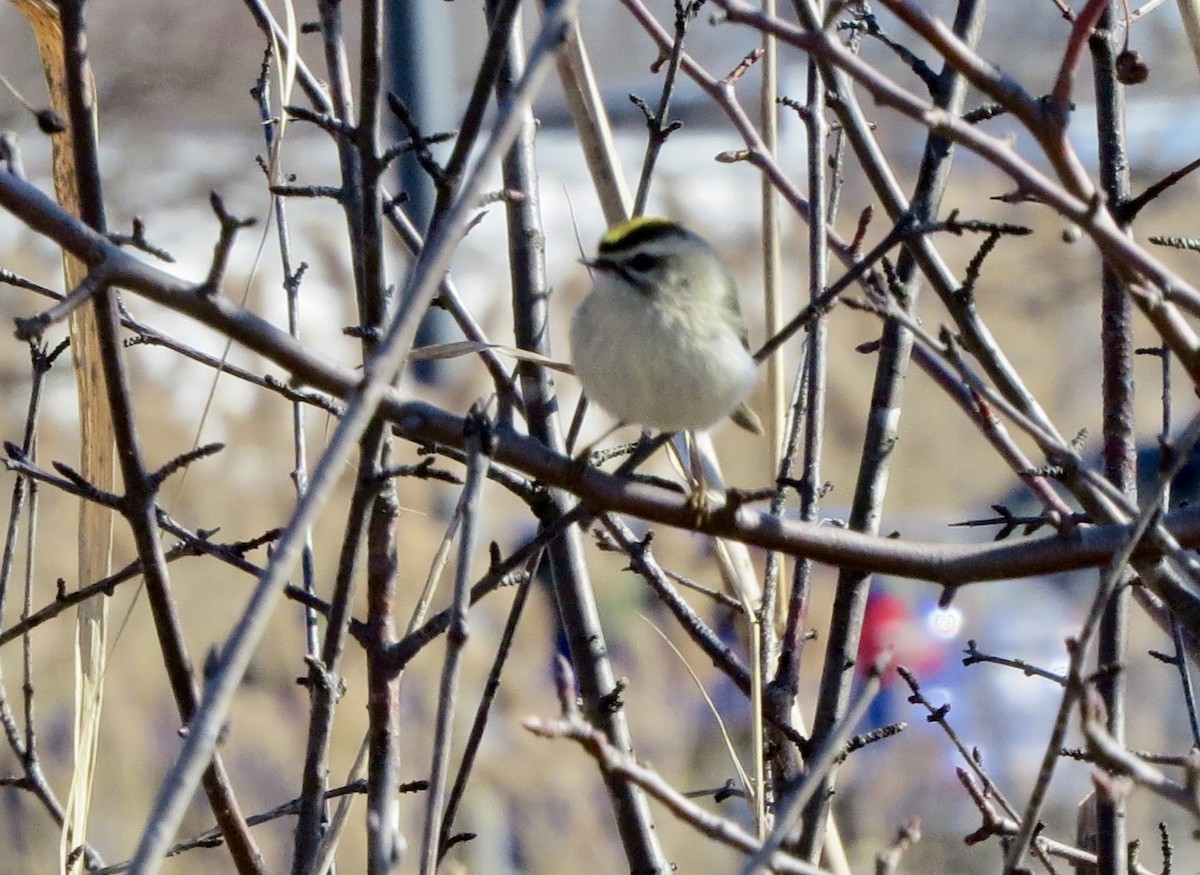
580, 256, 612, 272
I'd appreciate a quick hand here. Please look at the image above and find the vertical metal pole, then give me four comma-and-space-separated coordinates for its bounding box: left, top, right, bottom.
387, 0, 455, 383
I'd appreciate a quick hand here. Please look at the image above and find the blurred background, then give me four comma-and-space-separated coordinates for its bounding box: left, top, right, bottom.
2, 1, 1200, 872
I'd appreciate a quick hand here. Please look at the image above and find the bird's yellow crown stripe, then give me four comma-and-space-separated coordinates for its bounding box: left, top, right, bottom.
598, 215, 681, 252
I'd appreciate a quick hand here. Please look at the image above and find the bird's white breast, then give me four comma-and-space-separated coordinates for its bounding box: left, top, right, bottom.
570, 277, 756, 432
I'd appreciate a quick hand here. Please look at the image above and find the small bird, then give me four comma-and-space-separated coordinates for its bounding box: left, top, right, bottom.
570, 216, 762, 439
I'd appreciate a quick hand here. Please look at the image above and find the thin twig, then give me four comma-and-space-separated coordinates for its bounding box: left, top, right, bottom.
419, 407, 491, 874
525, 657, 832, 875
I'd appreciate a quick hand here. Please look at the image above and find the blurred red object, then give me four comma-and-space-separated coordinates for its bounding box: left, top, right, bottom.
857, 590, 948, 684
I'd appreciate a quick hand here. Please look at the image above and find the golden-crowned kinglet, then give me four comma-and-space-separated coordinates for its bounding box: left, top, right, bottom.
570, 217, 762, 435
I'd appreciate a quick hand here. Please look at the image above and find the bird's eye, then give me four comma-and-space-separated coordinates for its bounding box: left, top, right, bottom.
627, 252, 658, 272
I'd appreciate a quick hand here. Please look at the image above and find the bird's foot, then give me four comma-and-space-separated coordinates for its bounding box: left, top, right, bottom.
686, 483, 718, 528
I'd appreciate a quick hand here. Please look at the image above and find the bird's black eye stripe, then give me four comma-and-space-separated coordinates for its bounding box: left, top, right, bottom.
627, 252, 660, 272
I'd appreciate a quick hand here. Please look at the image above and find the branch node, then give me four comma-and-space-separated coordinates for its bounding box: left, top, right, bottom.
199, 193, 256, 296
